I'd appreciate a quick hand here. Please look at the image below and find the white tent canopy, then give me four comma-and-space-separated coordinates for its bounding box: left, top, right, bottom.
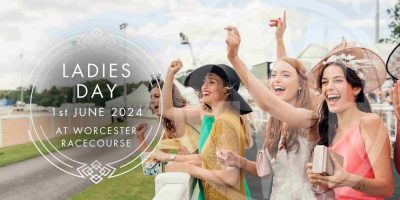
105, 84, 149, 108
174, 80, 199, 105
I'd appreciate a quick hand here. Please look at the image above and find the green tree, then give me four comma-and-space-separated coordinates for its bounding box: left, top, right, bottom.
380, 0, 400, 43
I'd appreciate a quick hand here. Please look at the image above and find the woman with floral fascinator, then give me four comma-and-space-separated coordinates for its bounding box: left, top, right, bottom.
305, 43, 394, 199
225, 24, 393, 199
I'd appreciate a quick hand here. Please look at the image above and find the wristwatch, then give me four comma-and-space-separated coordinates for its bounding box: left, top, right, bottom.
168, 154, 177, 161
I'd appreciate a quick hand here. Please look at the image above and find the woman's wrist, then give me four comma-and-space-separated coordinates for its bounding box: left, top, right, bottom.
228, 55, 240, 63
136, 137, 146, 148
348, 174, 365, 191
235, 156, 243, 168
166, 71, 176, 78
344, 173, 361, 188
241, 157, 248, 169
168, 154, 177, 161
136, 136, 145, 142
183, 161, 192, 174
312, 183, 329, 193
276, 37, 284, 42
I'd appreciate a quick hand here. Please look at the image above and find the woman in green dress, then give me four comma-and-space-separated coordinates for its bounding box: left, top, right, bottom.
152, 59, 252, 199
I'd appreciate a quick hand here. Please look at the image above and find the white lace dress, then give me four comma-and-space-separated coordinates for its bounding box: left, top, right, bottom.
268, 136, 317, 200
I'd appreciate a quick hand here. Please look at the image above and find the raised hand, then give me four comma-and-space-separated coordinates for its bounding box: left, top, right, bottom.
167, 59, 183, 76
224, 26, 241, 61
269, 10, 286, 40
135, 123, 148, 143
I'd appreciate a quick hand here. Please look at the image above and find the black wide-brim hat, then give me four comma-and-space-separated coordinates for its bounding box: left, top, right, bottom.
183, 64, 252, 115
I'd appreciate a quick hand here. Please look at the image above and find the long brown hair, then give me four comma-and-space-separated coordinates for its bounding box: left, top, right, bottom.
264, 57, 313, 158
148, 79, 187, 133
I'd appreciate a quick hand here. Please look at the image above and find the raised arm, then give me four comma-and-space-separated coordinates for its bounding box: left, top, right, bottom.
225, 26, 316, 128
391, 80, 400, 174
162, 59, 202, 128
128, 121, 150, 152
269, 10, 287, 59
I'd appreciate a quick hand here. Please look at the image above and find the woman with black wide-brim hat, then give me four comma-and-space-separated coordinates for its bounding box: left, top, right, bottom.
153, 60, 253, 199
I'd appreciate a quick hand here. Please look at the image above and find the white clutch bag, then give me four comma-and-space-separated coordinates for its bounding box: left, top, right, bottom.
312, 145, 343, 176
256, 149, 272, 178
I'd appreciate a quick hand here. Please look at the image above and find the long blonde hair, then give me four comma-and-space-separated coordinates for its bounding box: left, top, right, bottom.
264, 57, 312, 158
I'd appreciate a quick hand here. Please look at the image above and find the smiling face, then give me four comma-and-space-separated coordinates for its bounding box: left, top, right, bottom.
201, 73, 228, 108
149, 87, 161, 116
269, 61, 300, 104
320, 64, 361, 113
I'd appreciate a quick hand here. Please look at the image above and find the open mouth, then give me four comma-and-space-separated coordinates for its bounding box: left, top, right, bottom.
151, 105, 159, 110
327, 94, 341, 104
202, 91, 211, 97
273, 86, 285, 94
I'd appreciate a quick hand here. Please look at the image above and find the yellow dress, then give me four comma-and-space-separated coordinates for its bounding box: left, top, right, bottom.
157, 124, 199, 153
201, 110, 246, 200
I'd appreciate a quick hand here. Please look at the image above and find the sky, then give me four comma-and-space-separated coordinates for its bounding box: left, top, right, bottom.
0, 0, 397, 90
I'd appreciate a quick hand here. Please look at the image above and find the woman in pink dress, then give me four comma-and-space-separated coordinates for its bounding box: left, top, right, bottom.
305, 47, 394, 199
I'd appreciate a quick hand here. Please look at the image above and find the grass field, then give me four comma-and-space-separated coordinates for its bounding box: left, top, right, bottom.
0, 121, 158, 199
70, 129, 162, 200
0, 122, 126, 167
70, 166, 155, 200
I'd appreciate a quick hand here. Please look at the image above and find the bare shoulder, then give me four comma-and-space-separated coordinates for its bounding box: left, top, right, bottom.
360, 112, 386, 137
360, 112, 382, 125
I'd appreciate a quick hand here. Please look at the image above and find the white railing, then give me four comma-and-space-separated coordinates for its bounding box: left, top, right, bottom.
152, 105, 398, 200
153, 172, 194, 200
371, 104, 397, 143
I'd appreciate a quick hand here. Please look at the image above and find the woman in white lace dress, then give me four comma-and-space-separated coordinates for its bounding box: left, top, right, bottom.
218, 55, 321, 199
218, 13, 334, 199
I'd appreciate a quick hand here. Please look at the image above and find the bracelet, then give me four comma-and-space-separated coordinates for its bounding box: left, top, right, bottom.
359, 177, 365, 191
241, 158, 248, 169
311, 184, 324, 194
353, 177, 365, 191
168, 154, 177, 161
